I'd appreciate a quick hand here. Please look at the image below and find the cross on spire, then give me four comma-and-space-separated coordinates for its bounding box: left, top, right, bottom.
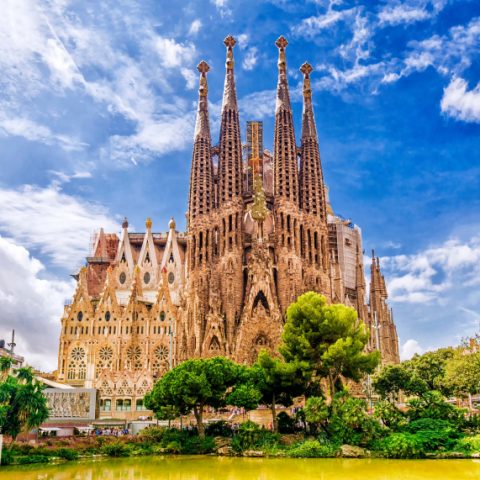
275, 35, 288, 49
300, 62, 313, 76
197, 60, 210, 74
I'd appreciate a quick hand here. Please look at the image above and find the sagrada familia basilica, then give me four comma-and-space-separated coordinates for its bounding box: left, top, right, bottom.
56, 36, 399, 418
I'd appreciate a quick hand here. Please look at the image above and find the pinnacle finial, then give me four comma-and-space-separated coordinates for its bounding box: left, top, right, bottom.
224, 35, 236, 69
300, 62, 313, 76
276, 36, 288, 71
146, 217, 152, 230
122, 217, 129, 229
275, 36, 288, 49
197, 61, 210, 97
224, 35, 236, 48
197, 60, 210, 74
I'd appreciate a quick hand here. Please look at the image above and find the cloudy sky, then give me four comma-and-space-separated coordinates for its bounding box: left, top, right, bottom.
0, 0, 479, 370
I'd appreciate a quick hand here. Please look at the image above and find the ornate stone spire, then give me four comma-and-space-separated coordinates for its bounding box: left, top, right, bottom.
218, 34, 243, 204
299, 62, 327, 219
273, 36, 298, 203
189, 61, 214, 221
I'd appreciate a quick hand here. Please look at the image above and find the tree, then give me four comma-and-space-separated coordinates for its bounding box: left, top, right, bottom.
250, 350, 307, 432
0, 366, 49, 444
373, 364, 425, 400
443, 350, 480, 403
281, 292, 379, 398
144, 357, 247, 438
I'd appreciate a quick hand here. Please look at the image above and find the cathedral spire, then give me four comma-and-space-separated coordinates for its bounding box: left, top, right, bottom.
273, 36, 298, 204
299, 62, 326, 219
218, 35, 243, 204
188, 60, 214, 222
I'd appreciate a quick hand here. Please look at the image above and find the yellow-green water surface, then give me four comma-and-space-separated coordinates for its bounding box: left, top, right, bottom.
2, 456, 480, 479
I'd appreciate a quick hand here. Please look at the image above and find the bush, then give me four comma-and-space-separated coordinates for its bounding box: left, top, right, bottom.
101, 441, 132, 457
0, 448, 14, 465
374, 400, 407, 431
277, 412, 295, 434
288, 440, 338, 458
140, 426, 166, 442
231, 421, 279, 453
16, 455, 50, 464
206, 421, 233, 437
374, 432, 424, 458
56, 447, 79, 461
329, 393, 383, 446
455, 434, 480, 453
407, 391, 464, 424
181, 435, 215, 454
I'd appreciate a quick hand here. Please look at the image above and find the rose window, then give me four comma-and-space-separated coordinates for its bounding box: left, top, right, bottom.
99, 347, 113, 361
71, 347, 85, 361
127, 345, 142, 361
155, 346, 169, 361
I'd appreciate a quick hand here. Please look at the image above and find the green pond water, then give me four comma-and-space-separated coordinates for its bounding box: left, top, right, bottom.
2, 456, 480, 479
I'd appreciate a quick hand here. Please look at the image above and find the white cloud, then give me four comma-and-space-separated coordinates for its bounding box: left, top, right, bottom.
381, 236, 480, 303
292, 7, 355, 38
0, 115, 86, 151
188, 19, 202, 36
153, 37, 196, 69
181, 68, 197, 90
401, 339, 424, 360
0, 185, 119, 269
239, 89, 276, 120
0, 236, 74, 371
242, 47, 258, 71
441, 77, 480, 123
237, 33, 249, 49
378, 5, 430, 26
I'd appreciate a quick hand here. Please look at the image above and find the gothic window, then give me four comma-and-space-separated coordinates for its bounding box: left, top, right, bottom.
145, 252, 150, 263
168, 272, 175, 284
209, 336, 221, 352
77, 311, 83, 322
67, 361, 76, 380
169, 253, 174, 263
155, 345, 169, 361
71, 347, 85, 361
127, 345, 142, 361
255, 335, 268, 346
78, 361, 86, 379
105, 311, 111, 322
144, 272, 151, 284
159, 311, 166, 322
119, 272, 127, 284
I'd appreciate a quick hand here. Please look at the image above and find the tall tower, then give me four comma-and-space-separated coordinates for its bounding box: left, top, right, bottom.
273, 36, 302, 312
369, 252, 400, 364
298, 62, 330, 296
186, 60, 215, 356
216, 35, 244, 353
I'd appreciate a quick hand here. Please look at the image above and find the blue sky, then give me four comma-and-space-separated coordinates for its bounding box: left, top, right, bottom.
0, 0, 479, 370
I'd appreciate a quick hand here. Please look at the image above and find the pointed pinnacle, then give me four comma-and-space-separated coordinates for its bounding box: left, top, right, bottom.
224, 35, 236, 48
300, 62, 313, 76
275, 35, 288, 49
197, 60, 210, 74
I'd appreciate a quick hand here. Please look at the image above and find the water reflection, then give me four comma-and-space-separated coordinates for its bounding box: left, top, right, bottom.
3, 456, 480, 480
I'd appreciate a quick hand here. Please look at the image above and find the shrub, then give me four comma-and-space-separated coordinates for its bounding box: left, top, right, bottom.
101, 441, 132, 457
455, 434, 480, 453
231, 421, 279, 453
277, 412, 295, 434
206, 421, 233, 437
0, 448, 14, 465
329, 393, 383, 446
140, 426, 166, 442
164, 441, 181, 454
374, 400, 407, 431
407, 391, 464, 424
56, 447, 79, 461
16, 455, 50, 464
374, 432, 424, 458
288, 440, 338, 458
181, 435, 216, 454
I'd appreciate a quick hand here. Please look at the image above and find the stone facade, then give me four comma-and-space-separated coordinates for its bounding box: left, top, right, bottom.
57, 35, 399, 420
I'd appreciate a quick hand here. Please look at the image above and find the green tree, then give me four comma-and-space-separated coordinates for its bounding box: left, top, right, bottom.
443, 351, 480, 401
303, 396, 329, 433
0, 366, 49, 444
281, 292, 379, 398
144, 357, 246, 438
250, 350, 307, 432
373, 364, 425, 400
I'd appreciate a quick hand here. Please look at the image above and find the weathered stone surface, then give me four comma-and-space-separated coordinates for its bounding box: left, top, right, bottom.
340, 444, 368, 458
